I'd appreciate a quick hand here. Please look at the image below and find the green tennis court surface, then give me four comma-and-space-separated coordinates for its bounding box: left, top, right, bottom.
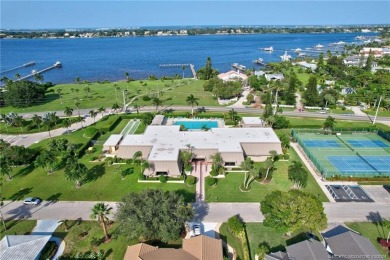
293, 131, 390, 178
120, 120, 140, 135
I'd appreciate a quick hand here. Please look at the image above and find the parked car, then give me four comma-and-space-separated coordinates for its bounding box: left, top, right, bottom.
190, 224, 201, 237
23, 197, 42, 205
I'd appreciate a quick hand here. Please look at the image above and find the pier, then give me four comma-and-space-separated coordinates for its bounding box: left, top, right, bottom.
0, 61, 35, 74
159, 63, 197, 79
231, 63, 246, 72
14, 62, 62, 82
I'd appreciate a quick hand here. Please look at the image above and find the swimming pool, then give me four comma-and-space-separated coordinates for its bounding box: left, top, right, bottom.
174, 120, 218, 130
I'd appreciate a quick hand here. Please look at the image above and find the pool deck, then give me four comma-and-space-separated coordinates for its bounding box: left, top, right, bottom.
166, 117, 226, 128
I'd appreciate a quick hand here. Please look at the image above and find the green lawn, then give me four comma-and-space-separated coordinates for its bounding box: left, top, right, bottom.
345, 222, 390, 259
219, 223, 244, 260
206, 148, 328, 202
245, 223, 287, 260
0, 220, 37, 240
1, 79, 218, 114
363, 110, 390, 117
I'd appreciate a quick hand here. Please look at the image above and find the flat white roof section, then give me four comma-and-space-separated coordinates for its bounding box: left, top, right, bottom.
242, 117, 263, 125
103, 134, 123, 147
116, 125, 281, 161
151, 115, 165, 125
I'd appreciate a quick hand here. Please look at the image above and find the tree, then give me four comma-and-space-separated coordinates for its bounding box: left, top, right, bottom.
84, 86, 91, 98
151, 97, 164, 112
56, 88, 63, 102
261, 190, 327, 236
262, 150, 278, 182
1, 114, 10, 132
277, 132, 290, 150
62, 118, 72, 134
240, 157, 254, 189
142, 112, 154, 125
64, 159, 87, 187
256, 242, 271, 260
74, 100, 81, 117
115, 189, 194, 242
113, 84, 120, 103
124, 71, 129, 81
181, 65, 186, 79
197, 57, 218, 80
132, 151, 142, 164
75, 116, 85, 129
0, 158, 13, 180
12, 114, 24, 133
34, 73, 44, 84
90, 203, 113, 241
89, 110, 97, 123
98, 106, 106, 118
323, 94, 335, 109
186, 94, 199, 117
34, 151, 57, 174
323, 116, 336, 130
228, 109, 239, 125
112, 102, 120, 112
288, 161, 308, 189
133, 103, 140, 114
210, 152, 223, 170
303, 76, 320, 106
15, 73, 21, 79
64, 106, 73, 117
364, 51, 374, 71
75, 77, 81, 84
31, 114, 42, 130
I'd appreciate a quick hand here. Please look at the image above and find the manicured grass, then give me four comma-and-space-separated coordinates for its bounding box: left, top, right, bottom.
358, 181, 390, 185
54, 220, 130, 260
0, 117, 73, 134
345, 222, 389, 258
363, 110, 390, 117
293, 67, 312, 85
1, 79, 218, 114
329, 108, 354, 115
0, 220, 37, 240
219, 223, 244, 260
245, 223, 287, 260
205, 148, 328, 202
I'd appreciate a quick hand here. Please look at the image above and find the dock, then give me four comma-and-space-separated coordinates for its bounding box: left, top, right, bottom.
0, 61, 35, 74
231, 63, 246, 72
159, 63, 197, 79
14, 62, 62, 82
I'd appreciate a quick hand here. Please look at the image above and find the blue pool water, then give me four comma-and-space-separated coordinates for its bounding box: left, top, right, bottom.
174, 120, 218, 130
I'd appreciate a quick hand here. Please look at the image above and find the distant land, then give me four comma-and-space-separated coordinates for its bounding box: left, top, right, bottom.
1, 24, 389, 39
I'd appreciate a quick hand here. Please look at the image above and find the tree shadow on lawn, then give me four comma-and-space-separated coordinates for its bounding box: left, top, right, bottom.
13, 165, 35, 178
9, 187, 32, 201
175, 189, 196, 203
366, 211, 386, 239
83, 163, 106, 184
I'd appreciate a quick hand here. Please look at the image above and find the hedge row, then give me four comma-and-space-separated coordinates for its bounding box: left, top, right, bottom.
99, 115, 122, 133
77, 129, 100, 158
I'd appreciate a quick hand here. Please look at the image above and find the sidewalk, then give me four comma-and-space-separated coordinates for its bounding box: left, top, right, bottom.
191, 162, 211, 202
290, 142, 336, 202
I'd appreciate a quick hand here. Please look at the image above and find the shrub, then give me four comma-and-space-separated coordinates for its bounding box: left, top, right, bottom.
138, 171, 145, 180
142, 95, 151, 101
227, 215, 244, 235
209, 170, 218, 177
126, 159, 133, 164
218, 166, 226, 175
90, 237, 101, 247
205, 176, 217, 186
185, 175, 197, 186
283, 153, 290, 160
159, 175, 168, 183
185, 164, 192, 172
39, 241, 58, 260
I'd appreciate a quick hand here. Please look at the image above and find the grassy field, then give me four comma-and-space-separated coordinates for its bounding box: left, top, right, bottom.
0, 220, 37, 240
1, 79, 218, 114
363, 110, 390, 117
219, 223, 244, 260
205, 147, 328, 202
1, 117, 195, 202
345, 222, 390, 258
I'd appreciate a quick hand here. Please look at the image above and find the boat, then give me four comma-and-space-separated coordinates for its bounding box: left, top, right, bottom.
294, 48, 302, 53
252, 58, 264, 65
355, 36, 364, 41
231, 63, 246, 71
280, 51, 292, 62
315, 44, 324, 49
261, 46, 274, 52
31, 69, 37, 74
54, 61, 62, 67
298, 52, 307, 57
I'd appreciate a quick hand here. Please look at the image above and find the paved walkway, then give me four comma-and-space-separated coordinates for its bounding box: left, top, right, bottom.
191, 162, 210, 202
290, 142, 336, 202
31, 219, 60, 235
227, 89, 250, 109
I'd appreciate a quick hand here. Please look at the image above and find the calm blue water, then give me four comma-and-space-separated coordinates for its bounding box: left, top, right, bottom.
174, 120, 218, 130
0, 33, 377, 84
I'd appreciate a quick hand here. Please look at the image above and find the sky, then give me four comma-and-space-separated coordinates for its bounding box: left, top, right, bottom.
1, 0, 390, 29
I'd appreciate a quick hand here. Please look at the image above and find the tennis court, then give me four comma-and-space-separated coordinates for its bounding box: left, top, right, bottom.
120, 120, 140, 135
292, 131, 390, 178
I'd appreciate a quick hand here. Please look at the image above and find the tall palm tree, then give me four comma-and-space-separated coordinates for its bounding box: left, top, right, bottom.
112, 103, 120, 112
113, 84, 120, 103
84, 86, 91, 98
133, 103, 140, 114
56, 89, 63, 102
74, 100, 81, 117
64, 107, 73, 117
70, 88, 75, 97
98, 106, 106, 118
76, 116, 85, 128
186, 94, 199, 117
62, 118, 72, 134
34, 73, 43, 84
90, 203, 113, 241
151, 97, 163, 112
89, 110, 97, 123
13, 115, 24, 133
42, 117, 53, 138
124, 71, 129, 81
75, 77, 81, 84
75, 88, 80, 97
31, 114, 42, 130
15, 73, 21, 79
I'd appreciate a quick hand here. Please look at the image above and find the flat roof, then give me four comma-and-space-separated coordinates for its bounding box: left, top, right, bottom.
242, 117, 263, 125
151, 115, 165, 125
119, 125, 281, 161
103, 134, 123, 147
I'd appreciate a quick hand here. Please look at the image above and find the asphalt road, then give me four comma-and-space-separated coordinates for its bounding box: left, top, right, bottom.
2, 201, 390, 223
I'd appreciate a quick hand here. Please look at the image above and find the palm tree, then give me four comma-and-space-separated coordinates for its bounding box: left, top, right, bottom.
124, 71, 129, 81
15, 73, 21, 79
181, 65, 186, 79
323, 116, 336, 130
76, 116, 85, 128
75, 88, 80, 97
70, 88, 75, 97
56, 89, 63, 102
240, 157, 253, 189
62, 118, 72, 134
262, 150, 278, 182
89, 110, 97, 123
112, 103, 120, 112
228, 109, 238, 124
31, 114, 42, 130
151, 97, 163, 112
133, 103, 140, 114
210, 152, 223, 170
75, 77, 81, 84
84, 86, 91, 98
1, 114, 10, 132
113, 84, 120, 103
186, 94, 199, 117
98, 106, 106, 118
74, 100, 81, 117
90, 203, 113, 241
42, 115, 53, 138
13, 115, 24, 133
64, 107, 73, 117
34, 73, 43, 84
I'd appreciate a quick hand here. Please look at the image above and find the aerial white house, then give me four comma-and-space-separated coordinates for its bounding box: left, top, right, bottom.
103, 124, 282, 176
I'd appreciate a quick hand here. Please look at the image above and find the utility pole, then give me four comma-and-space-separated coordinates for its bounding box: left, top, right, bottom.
373, 95, 382, 125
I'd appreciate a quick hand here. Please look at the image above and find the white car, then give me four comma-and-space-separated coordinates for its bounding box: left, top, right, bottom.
190, 224, 201, 237
23, 197, 42, 205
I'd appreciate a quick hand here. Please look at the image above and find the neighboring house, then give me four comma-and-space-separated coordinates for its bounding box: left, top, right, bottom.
360, 47, 383, 58
293, 61, 317, 72
0, 235, 51, 260
343, 55, 364, 67
123, 235, 223, 260
255, 70, 266, 77
217, 70, 248, 82
266, 238, 329, 260
322, 225, 382, 260
241, 117, 264, 127
103, 124, 282, 176
265, 74, 284, 81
